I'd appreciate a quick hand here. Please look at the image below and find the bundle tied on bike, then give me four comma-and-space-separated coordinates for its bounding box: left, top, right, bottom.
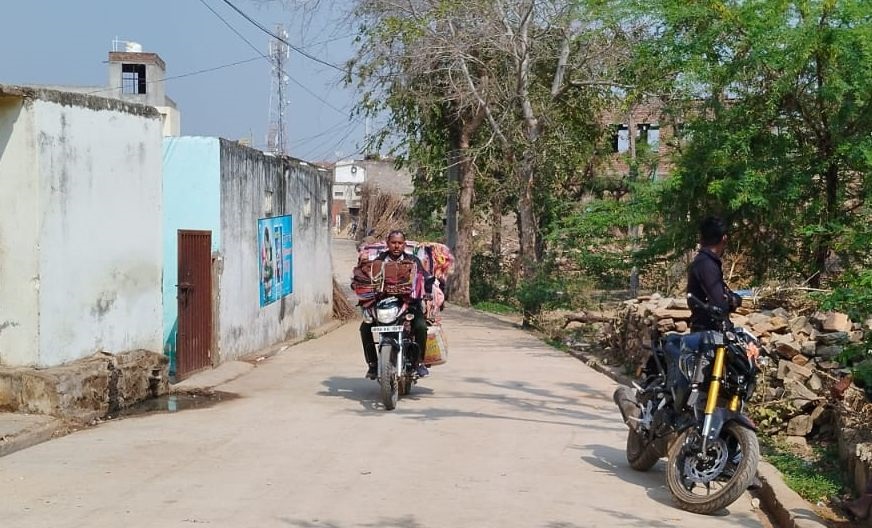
351, 259, 416, 300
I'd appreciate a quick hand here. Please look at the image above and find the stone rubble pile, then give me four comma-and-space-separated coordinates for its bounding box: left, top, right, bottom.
602, 294, 870, 432
599, 293, 872, 495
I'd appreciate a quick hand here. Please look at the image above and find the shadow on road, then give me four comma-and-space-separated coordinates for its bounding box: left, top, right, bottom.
318, 376, 435, 411
318, 373, 624, 430
280, 515, 425, 527
578, 444, 758, 525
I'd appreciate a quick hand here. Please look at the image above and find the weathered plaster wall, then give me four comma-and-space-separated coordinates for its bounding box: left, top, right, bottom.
0, 95, 40, 366
218, 141, 332, 360
161, 137, 221, 365
32, 95, 163, 367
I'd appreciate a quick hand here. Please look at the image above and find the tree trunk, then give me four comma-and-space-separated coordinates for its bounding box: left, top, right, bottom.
446, 108, 486, 306
811, 160, 839, 288
491, 193, 502, 255
446, 149, 459, 252
517, 152, 538, 279
450, 131, 476, 306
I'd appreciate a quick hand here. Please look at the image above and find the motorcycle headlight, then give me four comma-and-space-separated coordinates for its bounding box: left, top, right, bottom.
361, 308, 374, 324
376, 305, 400, 324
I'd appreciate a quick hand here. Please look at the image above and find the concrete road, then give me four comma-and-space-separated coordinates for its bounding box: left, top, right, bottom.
0, 239, 764, 528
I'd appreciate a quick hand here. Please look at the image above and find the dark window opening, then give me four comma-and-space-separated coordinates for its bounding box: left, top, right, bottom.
611, 124, 629, 153
122, 64, 147, 94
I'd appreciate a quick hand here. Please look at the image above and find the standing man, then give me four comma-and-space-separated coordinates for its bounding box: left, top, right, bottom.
687, 216, 742, 331
360, 230, 431, 379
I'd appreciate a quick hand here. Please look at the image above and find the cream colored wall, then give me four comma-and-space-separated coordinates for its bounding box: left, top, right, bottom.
0, 96, 41, 366
32, 98, 164, 367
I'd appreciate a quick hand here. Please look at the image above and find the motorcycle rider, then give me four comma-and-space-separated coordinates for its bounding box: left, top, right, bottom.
687, 216, 742, 331
360, 230, 432, 380
686, 217, 763, 492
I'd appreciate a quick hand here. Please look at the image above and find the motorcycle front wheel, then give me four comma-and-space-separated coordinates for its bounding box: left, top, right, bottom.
666, 421, 759, 515
378, 343, 398, 410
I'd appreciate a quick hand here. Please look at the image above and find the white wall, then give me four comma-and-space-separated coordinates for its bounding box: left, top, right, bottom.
157, 106, 181, 137
218, 141, 333, 361
333, 160, 365, 184
0, 95, 41, 366
31, 96, 163, 367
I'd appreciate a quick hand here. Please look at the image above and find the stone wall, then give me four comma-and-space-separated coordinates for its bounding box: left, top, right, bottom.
0, 350, 168, 422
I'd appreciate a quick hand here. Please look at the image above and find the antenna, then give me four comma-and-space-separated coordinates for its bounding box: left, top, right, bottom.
267, 24, 290, 156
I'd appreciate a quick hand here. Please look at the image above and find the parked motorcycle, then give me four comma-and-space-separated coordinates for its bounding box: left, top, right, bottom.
362, 295, 421, 410
613, 294, 768, 514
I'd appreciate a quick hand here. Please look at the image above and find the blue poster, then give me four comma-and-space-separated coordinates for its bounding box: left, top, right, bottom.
258, 215, 293, 306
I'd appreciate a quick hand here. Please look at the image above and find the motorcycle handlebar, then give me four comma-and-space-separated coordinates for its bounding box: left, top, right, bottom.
686, 293, 726, 319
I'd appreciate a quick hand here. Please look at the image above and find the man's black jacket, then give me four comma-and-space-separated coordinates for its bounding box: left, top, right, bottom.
687, 248, 733, 331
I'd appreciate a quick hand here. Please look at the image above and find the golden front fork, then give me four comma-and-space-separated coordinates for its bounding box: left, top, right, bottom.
704, 346, 726, 414
701, 346, 727, 447
728, 395, 741, 412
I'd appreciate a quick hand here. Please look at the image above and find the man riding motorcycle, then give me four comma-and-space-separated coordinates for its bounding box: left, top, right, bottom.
359, 230, 432, 380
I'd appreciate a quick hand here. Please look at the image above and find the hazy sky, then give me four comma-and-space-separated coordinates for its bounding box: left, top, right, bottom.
0, 0, 365, 161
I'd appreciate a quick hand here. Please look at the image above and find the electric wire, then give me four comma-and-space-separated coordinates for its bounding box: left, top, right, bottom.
198, 0, 354, 119
218, 0, 347, 73
85, 56, 263, 95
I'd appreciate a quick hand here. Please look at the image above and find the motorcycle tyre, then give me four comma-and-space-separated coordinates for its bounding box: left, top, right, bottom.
378, 343, 398, 410
666, 421, 759, 515
626, 428, 660, 471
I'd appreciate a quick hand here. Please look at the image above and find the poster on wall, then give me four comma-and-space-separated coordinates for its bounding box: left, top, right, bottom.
258, 215, 293, 307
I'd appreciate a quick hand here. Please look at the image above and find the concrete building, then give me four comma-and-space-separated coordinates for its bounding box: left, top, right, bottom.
0, 85, 164, 368
106, 43, 180, 137
330, 157, 412, 232
32, 41, 181, 137
163, 137, 333, 378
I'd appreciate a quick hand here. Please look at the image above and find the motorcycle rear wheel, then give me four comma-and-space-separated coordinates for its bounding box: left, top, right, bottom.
378, 343, 398, 410
666, 421, 759, 515
626, 428, 660, 471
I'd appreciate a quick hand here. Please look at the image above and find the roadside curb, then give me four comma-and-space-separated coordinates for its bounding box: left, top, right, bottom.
466, 305, 829, 528
0, 418, 68, 459
174, 318, 349, 392
757, 461, 830, 528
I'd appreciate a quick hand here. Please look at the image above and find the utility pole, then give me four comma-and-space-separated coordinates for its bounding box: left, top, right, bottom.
267, 25, 290, 156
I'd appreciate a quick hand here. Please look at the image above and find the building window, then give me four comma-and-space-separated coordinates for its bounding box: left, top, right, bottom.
122, 64, 147, 94
611, 125, 630, 153
334, 190, 345, 198
636, 124, 660, 152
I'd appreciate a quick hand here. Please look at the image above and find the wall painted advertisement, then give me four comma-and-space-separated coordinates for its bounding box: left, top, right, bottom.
258, 215, 293, 307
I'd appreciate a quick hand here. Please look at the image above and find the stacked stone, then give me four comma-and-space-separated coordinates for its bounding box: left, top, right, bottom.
601, 297, 872, 497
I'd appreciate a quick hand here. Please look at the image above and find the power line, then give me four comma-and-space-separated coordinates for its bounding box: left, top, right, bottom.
217, 0, 347, 74
86, 56, 263, 95
198, 0, 354, 118
290, 117, 354, 148
307, 121, 363, 161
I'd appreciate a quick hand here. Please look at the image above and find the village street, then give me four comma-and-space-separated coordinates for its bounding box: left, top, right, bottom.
0, 239, 765, 528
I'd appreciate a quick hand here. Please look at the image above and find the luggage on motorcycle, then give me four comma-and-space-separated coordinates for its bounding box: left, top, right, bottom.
424, 325, 448, 366
351, 259, 416, 299
382, 259, 415, 295
351, 260, 385, 301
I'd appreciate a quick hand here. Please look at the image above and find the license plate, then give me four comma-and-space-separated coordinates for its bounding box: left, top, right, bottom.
371, 325, 404, 334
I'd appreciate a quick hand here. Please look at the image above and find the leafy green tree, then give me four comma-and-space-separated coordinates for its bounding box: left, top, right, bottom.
647, 0, 872, 286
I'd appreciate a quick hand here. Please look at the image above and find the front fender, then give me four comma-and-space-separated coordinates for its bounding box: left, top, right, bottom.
705, 408, 757, 442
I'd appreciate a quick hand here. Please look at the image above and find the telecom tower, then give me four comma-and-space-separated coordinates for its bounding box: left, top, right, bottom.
267, 25, 290, 155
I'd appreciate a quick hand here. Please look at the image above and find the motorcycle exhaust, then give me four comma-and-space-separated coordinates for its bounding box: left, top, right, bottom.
613, 386, 640, 429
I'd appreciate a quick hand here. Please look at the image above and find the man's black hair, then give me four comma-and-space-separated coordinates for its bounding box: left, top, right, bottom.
386, 229, 406, 240
699, 216, 728, 246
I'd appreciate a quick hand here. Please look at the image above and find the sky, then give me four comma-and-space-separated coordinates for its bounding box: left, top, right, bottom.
0, 0, 366, 162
